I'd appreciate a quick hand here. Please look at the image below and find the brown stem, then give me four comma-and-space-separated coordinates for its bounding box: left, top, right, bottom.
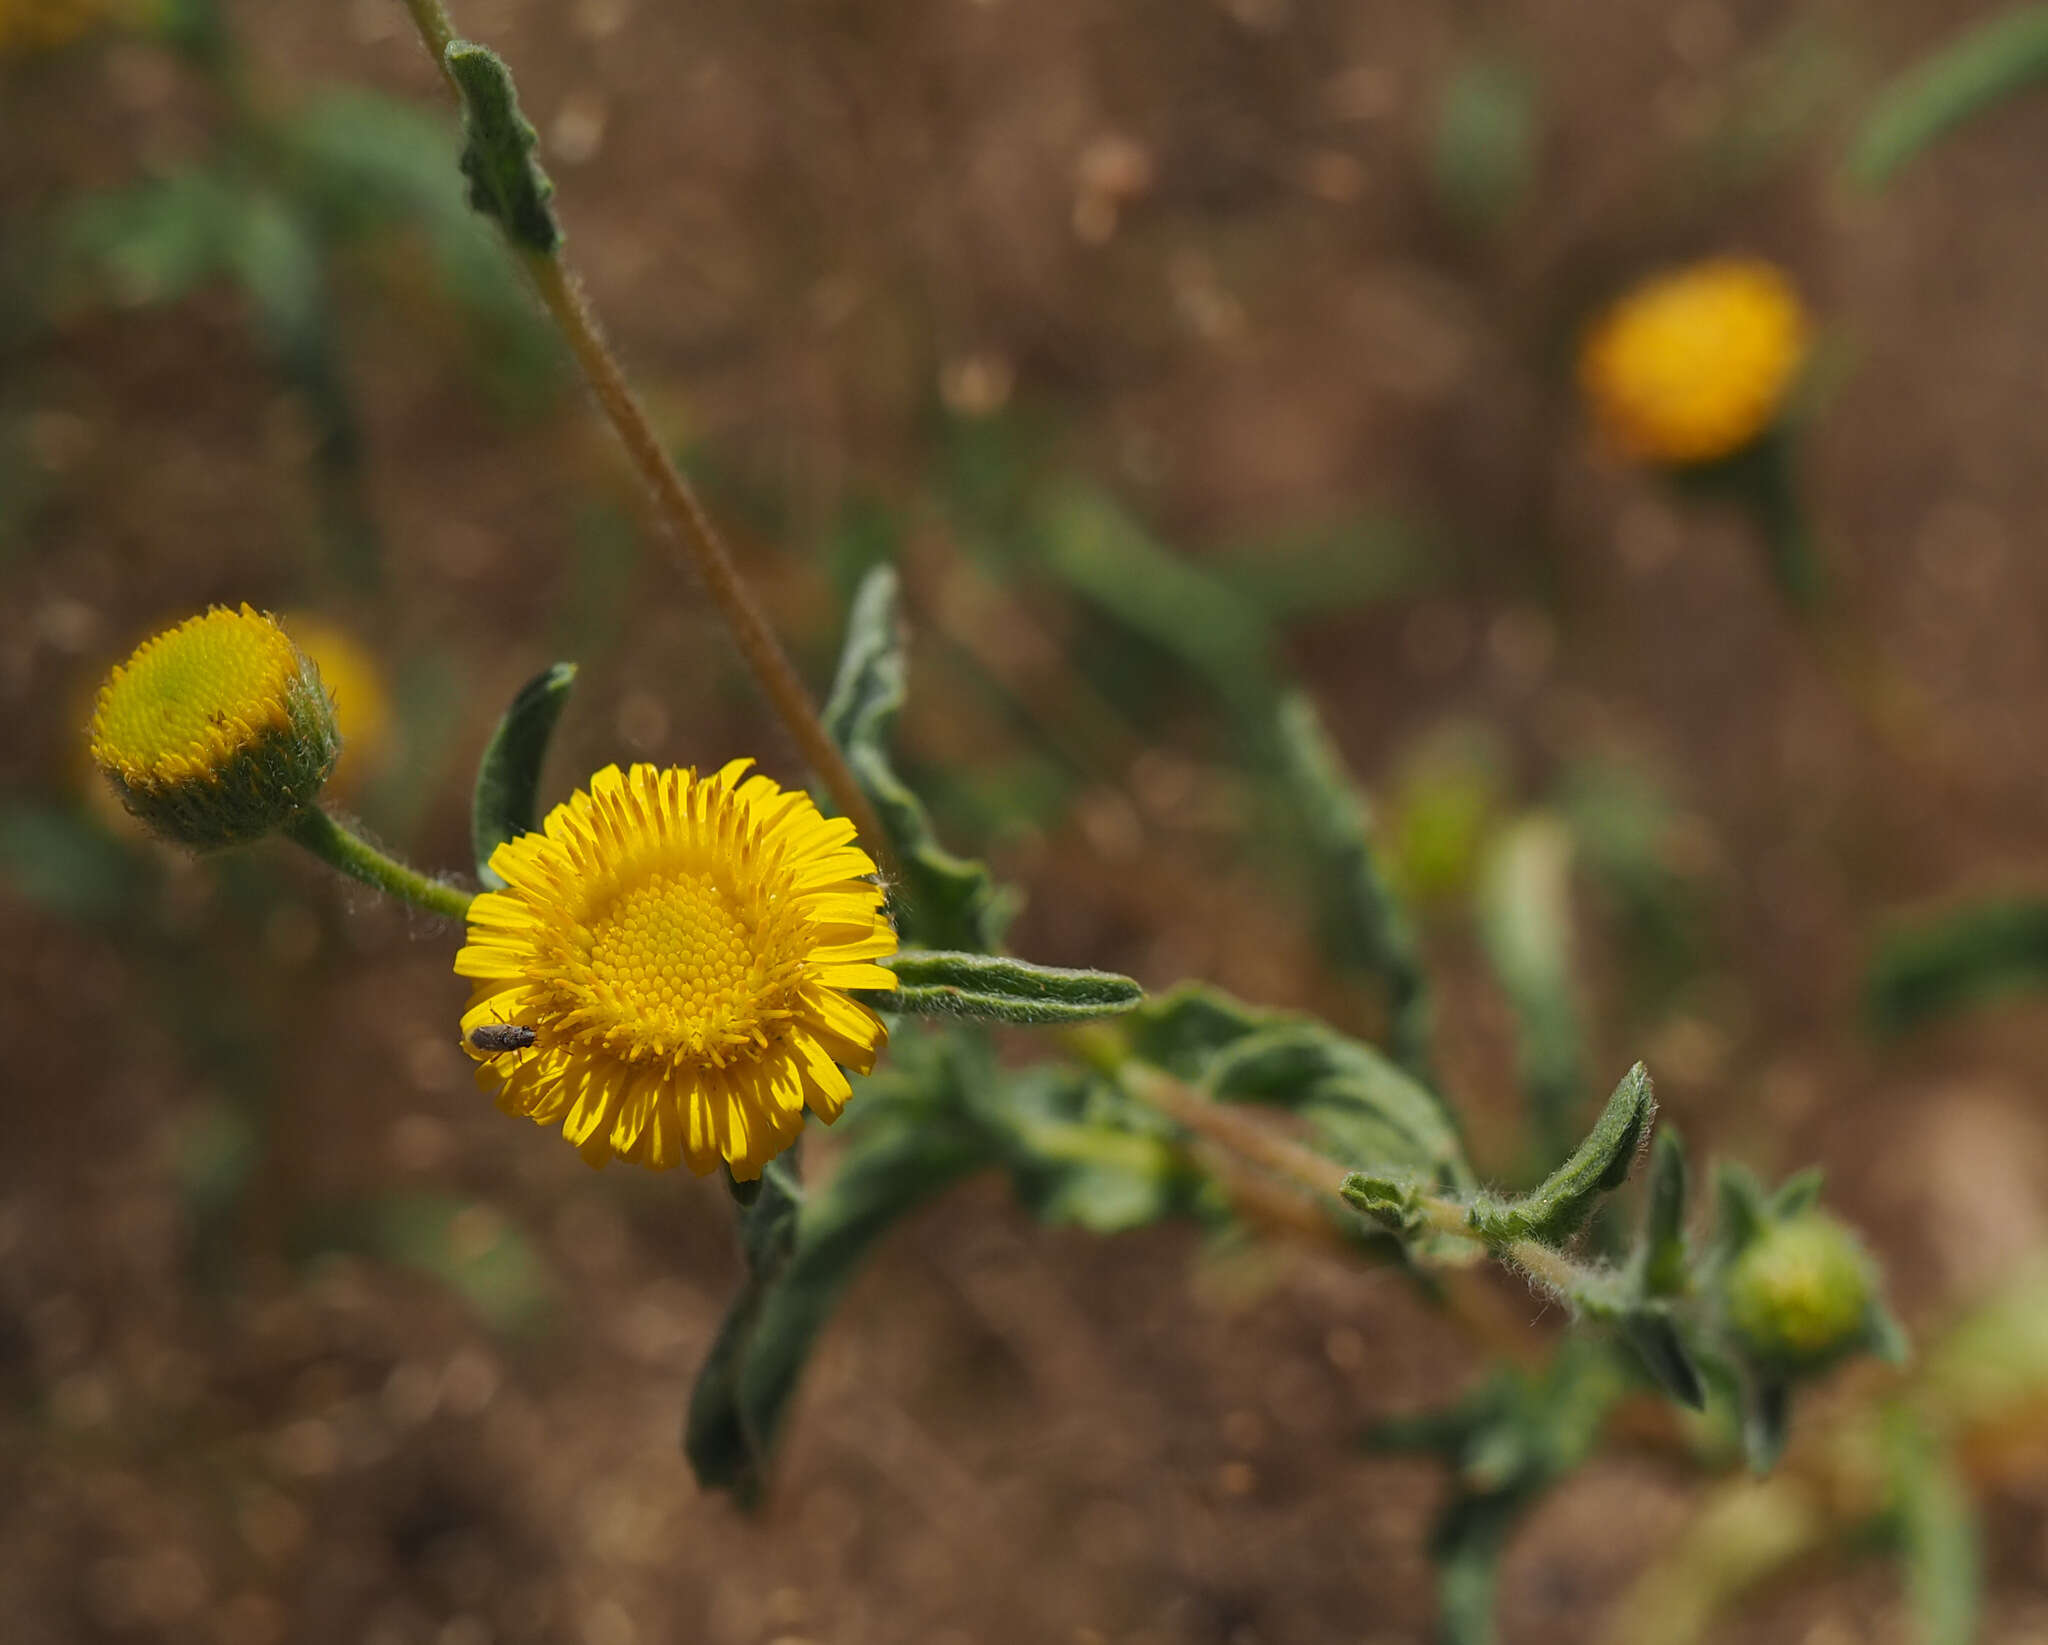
395, 0, 892, 870
1122, 1065, 1550, 1365
519, 255, 890, 863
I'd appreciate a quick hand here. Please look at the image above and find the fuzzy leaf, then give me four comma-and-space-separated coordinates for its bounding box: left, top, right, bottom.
1710, 1161, 1771, 1265
1205, 1024, 1468, 1186
471, 662, 577, 888
686, 1120, 988, 1504
1274, 692, 1435, 1085
1466, 1063, 1655, 1245
823, 567, 1014, 952
1619, 1308, 1708, 1411
1639, 1129, 1692, 1298
1119, 984, 1274, 1080
1849, 6, 2048, 188
883, 950, 1142, 1025
444, 41, 562, 252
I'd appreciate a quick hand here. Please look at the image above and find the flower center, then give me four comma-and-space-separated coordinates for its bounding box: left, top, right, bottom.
568, 863, 799, 1063
93, 608, 300, 780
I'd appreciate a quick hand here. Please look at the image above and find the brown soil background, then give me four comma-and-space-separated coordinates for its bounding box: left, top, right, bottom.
6, 1, 2048, 1641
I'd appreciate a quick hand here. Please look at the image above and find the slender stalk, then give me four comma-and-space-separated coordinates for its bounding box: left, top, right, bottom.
285, 807, 475, 920
518, 254, 891, 860
395, 0, 891, 867
1409, 1187, 1583, 1295
400, 0, 458, 82
1125, 1064, 1353, 1201
1119, 1061, 1560, 1362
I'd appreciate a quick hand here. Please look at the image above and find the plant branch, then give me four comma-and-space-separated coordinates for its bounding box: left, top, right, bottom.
395, 0, 893, 870
285, 807, 475, 920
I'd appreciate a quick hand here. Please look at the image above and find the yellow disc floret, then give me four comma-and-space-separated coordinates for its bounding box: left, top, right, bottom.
456, 760, 899, 1179
90, 604, 340, 848
1579, 258, 1808, 466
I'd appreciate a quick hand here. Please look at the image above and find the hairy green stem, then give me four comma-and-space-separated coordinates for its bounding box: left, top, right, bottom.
1410, 1188, 1583, 1294
394, 0, 892, 870
285, 807, 475, 920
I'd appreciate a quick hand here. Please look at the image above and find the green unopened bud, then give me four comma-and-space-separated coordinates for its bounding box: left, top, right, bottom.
1724, 1212, 1880, 1372
90, 605, 340, 849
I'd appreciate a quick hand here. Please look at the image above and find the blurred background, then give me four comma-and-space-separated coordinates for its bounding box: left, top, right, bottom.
6, 1, 2048, 1641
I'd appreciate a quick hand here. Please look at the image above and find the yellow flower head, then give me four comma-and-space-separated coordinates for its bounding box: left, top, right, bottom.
0, 0, 106, 56
1579, 258, 1808, 466
283, 614, 392, 797
456, 760, 898, 1179
90, 604, 340, 848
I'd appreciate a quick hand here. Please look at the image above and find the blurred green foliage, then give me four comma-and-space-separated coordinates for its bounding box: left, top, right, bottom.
1851, 5, 2048, 187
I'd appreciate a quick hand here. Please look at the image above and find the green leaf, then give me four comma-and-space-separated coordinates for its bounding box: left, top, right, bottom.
1619, 1308, 1708, 1412
1465, 1063, 1655, 1245
1030, 483, 1275, 718
1885, 1414, 1981, 1645
1866, 897, 2048, 1034
1339, 1169, 1433, 1239
1274, 692, 1435, 1086
54, 169, 247, 310
1639, 1129, 1692, 1298
1119, 983, 1274, 1080
822, 567, 1014, 951
1477, 815, 1585, 1162
471, 662, 577, 888
444, 41, 562, 253
1709, 1161, 1771, 1265
1849, 5, 2048, 189
1204, 1024, 1468, 1186
0, 804, 144, 923
282, 91, 558, 398
683, 1159, 805, 1501
882, 950, 1142, 1025
685, 1118, 989, 1503
1375, 1341, 1631, 1645
301, 1193, 555, 1336
1208, 513, 1439, 618
1432, 54, 1540, 231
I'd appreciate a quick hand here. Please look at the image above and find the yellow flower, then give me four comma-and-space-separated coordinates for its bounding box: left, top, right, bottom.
456, 761, 898, 1178
0, 0, 105, 56
90, 604, 340, 848
283, 614, 392, 797
1579, 258, 1808, 466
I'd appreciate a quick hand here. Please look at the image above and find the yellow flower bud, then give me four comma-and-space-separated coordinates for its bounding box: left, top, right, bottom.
89, 604, 340, 849
1725, 1212, 1877, 1371
1579, 258, 1808, 466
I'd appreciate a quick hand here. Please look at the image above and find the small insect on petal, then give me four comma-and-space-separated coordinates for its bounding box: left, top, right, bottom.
470, 1022, 538, 1053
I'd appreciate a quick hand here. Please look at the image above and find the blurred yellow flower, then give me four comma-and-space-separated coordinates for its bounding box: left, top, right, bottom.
0, 0, 107, 56
283, 614, 392, 796
1579, 258, 1808, 466
456, 760, 897, 1179
90, 604, 339, 848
